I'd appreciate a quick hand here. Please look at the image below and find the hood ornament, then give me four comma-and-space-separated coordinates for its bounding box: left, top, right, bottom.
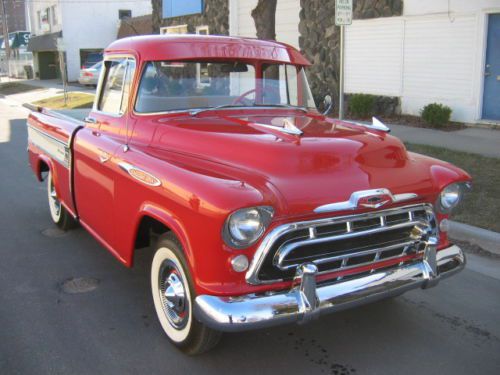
314, 188, 418, 213
350, 117, 390, 133
253, 119, 303, 136
282, 118, 303, 135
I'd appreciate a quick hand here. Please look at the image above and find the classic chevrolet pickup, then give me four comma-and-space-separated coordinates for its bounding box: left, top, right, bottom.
27, 35, 470, 354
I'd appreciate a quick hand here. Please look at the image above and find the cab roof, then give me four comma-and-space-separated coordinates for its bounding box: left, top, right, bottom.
105, 34, 311, 65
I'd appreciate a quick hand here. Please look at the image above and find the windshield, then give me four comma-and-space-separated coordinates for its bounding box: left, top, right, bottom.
134, 61, 317, 113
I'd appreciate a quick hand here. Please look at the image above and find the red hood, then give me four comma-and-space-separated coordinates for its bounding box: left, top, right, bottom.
145, 112, 469, 216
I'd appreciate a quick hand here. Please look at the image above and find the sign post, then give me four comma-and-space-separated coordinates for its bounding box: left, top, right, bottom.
335, 0, 352, 120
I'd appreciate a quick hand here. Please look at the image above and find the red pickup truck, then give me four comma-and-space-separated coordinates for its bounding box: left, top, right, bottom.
27, 35, 470, 354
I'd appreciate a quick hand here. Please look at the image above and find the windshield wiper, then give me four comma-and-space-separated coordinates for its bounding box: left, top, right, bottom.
190, 103, 309, 116
255, 104, 309, 113
190, 104, 248, 117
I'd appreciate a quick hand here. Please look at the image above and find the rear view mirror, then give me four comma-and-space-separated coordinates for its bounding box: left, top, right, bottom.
323, 95, 333, 115
220, 62, 248, 73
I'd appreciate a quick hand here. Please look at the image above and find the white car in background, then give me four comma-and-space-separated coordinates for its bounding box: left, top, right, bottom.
78, 61, 102, 86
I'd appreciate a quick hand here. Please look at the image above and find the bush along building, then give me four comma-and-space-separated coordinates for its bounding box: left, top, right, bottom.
140, 0, 500, 124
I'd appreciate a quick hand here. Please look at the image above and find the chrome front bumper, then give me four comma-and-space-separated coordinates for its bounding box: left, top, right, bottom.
194, 244, 465, 332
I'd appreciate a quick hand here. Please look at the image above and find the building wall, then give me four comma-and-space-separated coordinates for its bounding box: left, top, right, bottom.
228, 0, 403, 107
60, 1, 151, 81
229, 0, 300, 48
27, 0, 151, 81
344, 0, 500, 122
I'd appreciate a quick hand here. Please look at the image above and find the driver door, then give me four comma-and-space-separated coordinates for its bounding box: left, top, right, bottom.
73, 57, 135, 253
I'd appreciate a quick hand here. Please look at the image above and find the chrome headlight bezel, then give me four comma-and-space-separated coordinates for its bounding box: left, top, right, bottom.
223, 206, 274, 249
436, 182, 470, 214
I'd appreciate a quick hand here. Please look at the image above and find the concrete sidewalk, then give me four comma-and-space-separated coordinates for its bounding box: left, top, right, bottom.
389, 123, 500, 158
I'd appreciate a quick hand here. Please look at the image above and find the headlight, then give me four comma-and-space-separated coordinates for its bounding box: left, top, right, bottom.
437, 182, 468, 213
223, 206, 274, 249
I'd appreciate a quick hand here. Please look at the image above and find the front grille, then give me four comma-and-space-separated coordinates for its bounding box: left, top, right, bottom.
250, 204, 436, 284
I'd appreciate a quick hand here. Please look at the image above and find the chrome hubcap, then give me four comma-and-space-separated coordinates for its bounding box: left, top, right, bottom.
159, 261, 188, 329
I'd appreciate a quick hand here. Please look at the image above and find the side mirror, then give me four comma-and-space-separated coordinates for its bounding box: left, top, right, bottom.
322, 95, 333, 115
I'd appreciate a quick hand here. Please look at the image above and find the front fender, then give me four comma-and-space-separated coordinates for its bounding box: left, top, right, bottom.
133, 202, 193, 266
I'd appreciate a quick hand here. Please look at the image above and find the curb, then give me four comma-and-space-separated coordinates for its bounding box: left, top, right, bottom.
449, 221, 500, 255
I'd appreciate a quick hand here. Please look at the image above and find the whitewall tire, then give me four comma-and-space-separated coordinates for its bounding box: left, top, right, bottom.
151, 233, 221, 355
47, 170, 77, 230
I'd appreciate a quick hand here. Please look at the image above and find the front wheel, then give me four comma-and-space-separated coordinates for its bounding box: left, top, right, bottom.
47, 171, 77, 230
151, 233, 221, 355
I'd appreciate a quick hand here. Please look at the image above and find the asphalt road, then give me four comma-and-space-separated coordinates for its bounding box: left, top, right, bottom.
1, 101, 499, 375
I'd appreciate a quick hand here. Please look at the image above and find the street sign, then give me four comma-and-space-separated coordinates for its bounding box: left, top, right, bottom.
335, 0, 353, 26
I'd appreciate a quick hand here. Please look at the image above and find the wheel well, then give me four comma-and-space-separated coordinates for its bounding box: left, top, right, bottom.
39, 159, 49, 180
134, 215, 171, 250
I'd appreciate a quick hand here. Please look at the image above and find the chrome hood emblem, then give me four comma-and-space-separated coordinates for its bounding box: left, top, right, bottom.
314, 189, 418, 213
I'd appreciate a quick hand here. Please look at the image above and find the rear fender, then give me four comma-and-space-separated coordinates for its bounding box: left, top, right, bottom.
34, 154, 53, 182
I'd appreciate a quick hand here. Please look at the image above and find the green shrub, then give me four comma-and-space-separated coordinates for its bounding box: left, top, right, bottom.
421, 103, 452, 127
348, 94, 375, 118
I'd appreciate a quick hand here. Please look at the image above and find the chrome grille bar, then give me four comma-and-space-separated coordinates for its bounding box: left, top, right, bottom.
277, 241, 416, 270
274, 220, 422, 269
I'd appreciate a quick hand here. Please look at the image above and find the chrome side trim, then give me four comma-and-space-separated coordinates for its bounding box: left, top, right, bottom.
194, 244, 465, 332
245, 204, 434, 285
27, 124, 70, 168
313, 188, 418, 213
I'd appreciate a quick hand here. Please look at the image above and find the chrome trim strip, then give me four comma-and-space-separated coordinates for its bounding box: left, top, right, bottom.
313, 188, 418, 213
27, 124, 70, 168
195, 244, 464, 332
245, 204, 435, 285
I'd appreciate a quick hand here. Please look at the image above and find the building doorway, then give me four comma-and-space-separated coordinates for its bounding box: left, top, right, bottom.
482, 14, 500, 121
38, 51, 58, 79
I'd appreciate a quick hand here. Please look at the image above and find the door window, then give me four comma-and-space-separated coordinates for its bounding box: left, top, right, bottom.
98, 59, 128, 114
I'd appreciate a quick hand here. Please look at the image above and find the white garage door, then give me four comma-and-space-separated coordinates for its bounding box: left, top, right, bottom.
230, 0, 300, 49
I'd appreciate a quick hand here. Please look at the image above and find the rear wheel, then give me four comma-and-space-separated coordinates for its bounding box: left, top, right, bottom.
151, 233, 221, 355
47, 171, 77, 230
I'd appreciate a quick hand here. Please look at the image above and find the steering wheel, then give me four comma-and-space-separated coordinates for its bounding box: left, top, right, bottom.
232, 89, 256, 105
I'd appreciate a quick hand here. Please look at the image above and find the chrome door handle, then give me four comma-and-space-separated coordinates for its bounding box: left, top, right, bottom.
99, 150, 111, 163
85, 116, 97, 124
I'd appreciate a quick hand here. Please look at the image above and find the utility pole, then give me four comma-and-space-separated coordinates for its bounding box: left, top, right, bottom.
0, 0, 11, 79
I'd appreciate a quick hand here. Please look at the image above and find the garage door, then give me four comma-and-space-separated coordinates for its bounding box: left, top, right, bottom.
231, 0, 300, 49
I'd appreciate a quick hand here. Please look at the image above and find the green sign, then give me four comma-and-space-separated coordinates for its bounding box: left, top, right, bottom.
0, 32, 31, 49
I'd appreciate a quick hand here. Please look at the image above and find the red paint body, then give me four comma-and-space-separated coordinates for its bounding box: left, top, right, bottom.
27, 35, 470, 297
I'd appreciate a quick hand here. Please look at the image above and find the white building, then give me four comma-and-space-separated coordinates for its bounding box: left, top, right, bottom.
230, 0, 500, 123
26, 0, 151, 82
